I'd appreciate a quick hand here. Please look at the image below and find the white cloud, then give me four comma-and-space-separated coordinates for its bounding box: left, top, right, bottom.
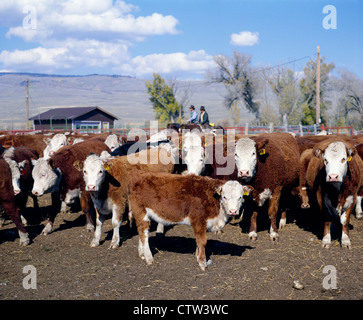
230, 31, 259, 46
0, 0, 214, 78
119, 50, 215, 77
0, 39, 130, 72
3, 0, 179, 43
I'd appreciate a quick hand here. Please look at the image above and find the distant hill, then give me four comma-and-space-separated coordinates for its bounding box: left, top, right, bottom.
0, 72, 253, 130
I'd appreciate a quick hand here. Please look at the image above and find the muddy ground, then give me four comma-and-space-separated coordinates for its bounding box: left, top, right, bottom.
0, 194, 362, 301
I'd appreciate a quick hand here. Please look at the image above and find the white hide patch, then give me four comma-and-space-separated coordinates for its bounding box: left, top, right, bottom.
257, 188, 272, 207
144, 208, 191, 226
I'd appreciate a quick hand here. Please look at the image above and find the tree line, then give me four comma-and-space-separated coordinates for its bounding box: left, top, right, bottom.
146, 50, 363, 129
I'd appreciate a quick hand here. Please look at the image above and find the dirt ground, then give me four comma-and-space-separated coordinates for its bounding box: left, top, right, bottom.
1, 194, 363, 301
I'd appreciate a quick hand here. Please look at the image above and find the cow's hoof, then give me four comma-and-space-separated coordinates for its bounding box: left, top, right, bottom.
279, 219, 286, 229
322, 242, 331, 249
42, 223, 52, 236
249, 231, 257, 241
86, 223, 95, 232
19, 231, 30, 246
90, 240, 99, 248
109, 241, 119, 249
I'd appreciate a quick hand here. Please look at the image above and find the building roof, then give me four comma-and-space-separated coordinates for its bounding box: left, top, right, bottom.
29, 106, 118, 121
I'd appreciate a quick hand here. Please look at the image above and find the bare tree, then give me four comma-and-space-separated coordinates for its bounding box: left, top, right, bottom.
207, 51, 260, 121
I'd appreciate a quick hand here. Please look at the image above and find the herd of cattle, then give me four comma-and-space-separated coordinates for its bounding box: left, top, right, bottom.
0, 128, 362, 271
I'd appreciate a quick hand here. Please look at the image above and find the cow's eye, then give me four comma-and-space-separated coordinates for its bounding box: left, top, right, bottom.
341, 158, 346, 163
99, 170, 103, 174
324, 159, 328, 165
83, 170, 87, 174
252, 152, 256, 156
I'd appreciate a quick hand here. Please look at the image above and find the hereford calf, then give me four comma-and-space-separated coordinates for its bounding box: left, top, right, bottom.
76, 147, 176, 248
128, 171, 252, 270
0, 159, 29, 245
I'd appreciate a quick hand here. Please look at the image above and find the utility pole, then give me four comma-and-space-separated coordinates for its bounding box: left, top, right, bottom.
316, 46, 320, 126
26, 78, 29, 130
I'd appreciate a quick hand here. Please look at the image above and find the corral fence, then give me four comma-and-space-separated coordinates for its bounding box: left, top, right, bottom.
5, 124, 356, 137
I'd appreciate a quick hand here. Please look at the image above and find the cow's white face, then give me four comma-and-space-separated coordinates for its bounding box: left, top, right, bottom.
82, 155, 107, 192
183, 146, 205, 176
235, 138, 257, 181
321, 141, 350, 183
104, 134, 121, 152
218, 181, 252, 216
32, 159, 61, 196
43, 134, 67, 159
183, 132, 202, 150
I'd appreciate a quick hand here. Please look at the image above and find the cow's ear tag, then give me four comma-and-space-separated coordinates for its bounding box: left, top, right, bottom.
105, 165, 110, 171
347, 156, 352, 162
20, 168, 26, 175
243, 192, 249, 196
259, 149, 266, 156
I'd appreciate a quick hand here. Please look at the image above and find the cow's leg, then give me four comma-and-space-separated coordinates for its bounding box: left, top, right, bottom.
43, 192, 61, 235
2, 201, 29, 246
193, 223, 208, 271
80, 192, 95, 232
355, 196, 362, 219
90, 208, 105, 247
136, 215, 153, 265
322, 221, 331, 249
109, 204, 122, 249
279, 211, 287, 229
340, 203, 354, 249
268, 191, 281, 241
249, 211, 258, 241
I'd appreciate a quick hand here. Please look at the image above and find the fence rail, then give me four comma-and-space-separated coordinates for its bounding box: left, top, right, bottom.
4, 124, 355, 137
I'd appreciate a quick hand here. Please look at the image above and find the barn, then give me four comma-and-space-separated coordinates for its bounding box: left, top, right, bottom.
29, 106, 118, 131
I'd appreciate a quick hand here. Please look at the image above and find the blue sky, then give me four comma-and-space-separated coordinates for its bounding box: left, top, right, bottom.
0, 0, 361, 79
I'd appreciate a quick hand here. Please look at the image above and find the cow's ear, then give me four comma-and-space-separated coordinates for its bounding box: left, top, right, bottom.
242, 185, 254, 196
347, 147, 356, 161
256, 138, 268, 156
43, 137, 51, 145
73, 160, 83, 172
314, 148, 322, 158
215, 185, 223, 196
48, 158, 55, 169
103, 161, 112, 171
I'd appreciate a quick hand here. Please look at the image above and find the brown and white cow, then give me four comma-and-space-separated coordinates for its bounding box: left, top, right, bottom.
234, 133, 300, 241
2, 146, 39, 226
31, 139, 110, 235
128, 171, 253, 270
76, 147, 176, 248
302, 138, 362, 248
0, 158, 29, 246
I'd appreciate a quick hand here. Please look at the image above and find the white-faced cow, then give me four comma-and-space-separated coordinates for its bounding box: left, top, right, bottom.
0, 158, 29, 246
31, 139, 110, 235
76, 147, 176, 248
43, 133, 67, 159
234, 133, 300, 241
303, 138, 362, 248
